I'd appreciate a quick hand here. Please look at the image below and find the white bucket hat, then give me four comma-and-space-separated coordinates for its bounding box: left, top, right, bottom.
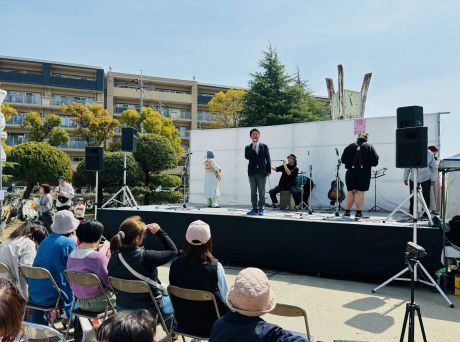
51, 210, 80, 234
227, 267, 276, 317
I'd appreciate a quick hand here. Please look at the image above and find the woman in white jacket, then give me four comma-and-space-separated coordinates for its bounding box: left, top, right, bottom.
0, 222, 48, 299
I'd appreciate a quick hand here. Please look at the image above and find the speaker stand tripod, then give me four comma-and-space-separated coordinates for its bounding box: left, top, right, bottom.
102, 152, 139, 209
374, 169, 453, 307
383, 170, 433, 226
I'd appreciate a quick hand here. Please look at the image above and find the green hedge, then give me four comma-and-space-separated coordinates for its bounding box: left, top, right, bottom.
149, 174, 181, 188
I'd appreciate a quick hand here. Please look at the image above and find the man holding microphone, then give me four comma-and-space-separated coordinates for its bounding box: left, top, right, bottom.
245, 128, 271, 216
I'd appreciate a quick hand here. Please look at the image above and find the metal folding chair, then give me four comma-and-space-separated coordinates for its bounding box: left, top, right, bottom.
108, 276, 170, 335
64, 270, 116, 339
21, 321, 66, 341
270, 303, 312, 342
18, 265, 64, 328
167, 285, 221, 341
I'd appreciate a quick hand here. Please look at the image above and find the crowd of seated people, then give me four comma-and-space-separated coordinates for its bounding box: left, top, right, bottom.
0, 213, 310, 342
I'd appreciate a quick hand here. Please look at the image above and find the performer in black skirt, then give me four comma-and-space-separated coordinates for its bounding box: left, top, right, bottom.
341, 132, 379, 218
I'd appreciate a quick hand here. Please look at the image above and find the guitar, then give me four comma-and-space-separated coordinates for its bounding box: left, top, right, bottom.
327, 179, 345, 202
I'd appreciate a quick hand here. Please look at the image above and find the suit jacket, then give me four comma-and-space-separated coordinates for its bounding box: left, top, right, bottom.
245, 142, 271, 177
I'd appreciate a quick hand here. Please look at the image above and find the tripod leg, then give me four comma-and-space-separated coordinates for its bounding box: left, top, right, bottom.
384, 192, 414, 222
418, 262, 454, 307
399, 304, 410, 342
415, 306, 428, 342
372, 267, 409, 293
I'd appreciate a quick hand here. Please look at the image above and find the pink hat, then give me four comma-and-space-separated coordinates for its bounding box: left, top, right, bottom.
186, 220, 211, 245
227, 267, 276, 317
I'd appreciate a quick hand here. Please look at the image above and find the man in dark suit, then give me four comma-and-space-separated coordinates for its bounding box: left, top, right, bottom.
245, 128, 271, 215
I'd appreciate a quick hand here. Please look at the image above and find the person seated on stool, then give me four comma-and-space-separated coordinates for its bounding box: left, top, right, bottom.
269, 154, 301, 210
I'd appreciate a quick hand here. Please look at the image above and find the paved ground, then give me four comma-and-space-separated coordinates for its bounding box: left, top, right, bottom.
155, 264, 460, 342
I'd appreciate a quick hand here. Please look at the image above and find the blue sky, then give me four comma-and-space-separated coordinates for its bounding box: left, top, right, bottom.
1, 0, 459, 156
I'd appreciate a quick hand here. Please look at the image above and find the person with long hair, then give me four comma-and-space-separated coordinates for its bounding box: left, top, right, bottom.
169, 220, 229, 337
0, 279, 27, 342
204, 150, 222, 208
0, 221, 48, 300
268, 154, 301, 210
107, 216, 178, 332
36, 184, 53, 232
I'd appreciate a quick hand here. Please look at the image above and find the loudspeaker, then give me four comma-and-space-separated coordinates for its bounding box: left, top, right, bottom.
122, 127, 137, 152
396, 126, 427, 168
397, 106, 423, 128
85, 146, 104, 171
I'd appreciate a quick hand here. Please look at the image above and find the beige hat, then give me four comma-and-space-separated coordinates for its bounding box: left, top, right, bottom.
51, 210, 80, 235
185, 220, 211, 245
227, 267, 276, 317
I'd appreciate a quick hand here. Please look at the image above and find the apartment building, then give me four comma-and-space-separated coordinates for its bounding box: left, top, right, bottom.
0, 55, 104, 165
106, 71, 235, 152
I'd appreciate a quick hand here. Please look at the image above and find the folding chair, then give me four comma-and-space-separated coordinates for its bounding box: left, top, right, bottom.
64, 270, 116, 340
18, 265, 64, 328
21, 321, 66, 342
0, 261, 15, 280
108, 276, 170, 335
167, 285, 221, 342
270, 303, 312, 342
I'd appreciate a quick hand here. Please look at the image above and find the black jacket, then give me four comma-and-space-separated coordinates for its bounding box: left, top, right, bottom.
341, 142, 379, 171
107, 230, 178, 309
245, 142, 271, 176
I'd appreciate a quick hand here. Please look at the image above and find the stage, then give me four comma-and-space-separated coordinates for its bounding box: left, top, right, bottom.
98, 205, 443, 282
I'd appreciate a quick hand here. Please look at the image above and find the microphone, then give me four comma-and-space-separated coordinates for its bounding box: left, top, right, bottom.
335, 148, 339, 156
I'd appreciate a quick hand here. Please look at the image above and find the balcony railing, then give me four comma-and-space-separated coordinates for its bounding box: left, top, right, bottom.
5, 91, 41, 105
60, 139, 87, 150
52, 96, 95, 106
6, 135, 27, 146
197, 111, 217, 122
6, 114, 24, 126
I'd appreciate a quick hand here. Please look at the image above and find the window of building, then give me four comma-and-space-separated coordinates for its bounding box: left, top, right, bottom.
114, 103, 141, 113
178, 127, 190, 138
71, 157, 84, 163
6, 133, 28, 146
169, 108, 191, 120
6, 112, 25, 126
60, 137, 87, 150
60, 116, 79, 128
53, 73, 96, 81
0, 68, 42, 75
5, 91, 41, 105
52, 95, 95, 106
157, 88, 190, 95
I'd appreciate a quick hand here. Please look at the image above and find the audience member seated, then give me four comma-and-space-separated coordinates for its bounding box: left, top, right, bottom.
28, 210, 79, 325
67, 220, 115, 312
0, 222, 48, 299
210, 267, 307, 342
169, 220, 229, 337
108, 216, 178, 331
97, 310, 156, 342
0, 279, 27, 341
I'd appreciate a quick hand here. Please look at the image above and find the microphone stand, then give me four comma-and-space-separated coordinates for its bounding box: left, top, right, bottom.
307, 151, 313, 214
334, 148, 343, 217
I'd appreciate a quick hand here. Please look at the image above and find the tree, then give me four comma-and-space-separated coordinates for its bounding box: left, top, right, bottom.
22, 112, 69, 146
240, 44, 330, 126
133, 134, 177, 186
121, 107, 183, 161
1, 103, 17, 122
61, 103, 120, 146
1, 104, 18, 153
208, 89, 246, 128
72, 151, 143, 188
5, 142, 71, 199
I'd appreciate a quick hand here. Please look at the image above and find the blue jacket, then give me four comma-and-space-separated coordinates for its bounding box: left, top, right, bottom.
210, 311, 307, 342
29, 233, 77, 307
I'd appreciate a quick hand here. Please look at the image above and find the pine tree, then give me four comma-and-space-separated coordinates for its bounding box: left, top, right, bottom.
240, 45, 330, 127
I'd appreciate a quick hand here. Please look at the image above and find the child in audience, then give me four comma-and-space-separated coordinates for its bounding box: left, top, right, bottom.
0, 279, 27, 341
97, 310, 156, 342
67, 220, 115, 312
0, 221, 48, 300
74, 198, 86, 222
210, 267, 308, 342
169, 220, 229, 337
28, 210, 79, 325
108, 216, 178, 332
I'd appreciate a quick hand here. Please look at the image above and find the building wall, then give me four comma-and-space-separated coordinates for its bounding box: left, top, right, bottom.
0, 56, 105, 166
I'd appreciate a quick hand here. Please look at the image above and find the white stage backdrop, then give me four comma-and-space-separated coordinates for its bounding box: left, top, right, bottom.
189, 114, 440, 211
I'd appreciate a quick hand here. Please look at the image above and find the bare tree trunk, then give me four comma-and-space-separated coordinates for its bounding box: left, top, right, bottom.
23, 183, 34, 199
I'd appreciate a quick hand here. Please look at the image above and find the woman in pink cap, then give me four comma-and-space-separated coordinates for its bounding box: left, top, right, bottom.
210, 267, 308, 341
169, 220, 229, 338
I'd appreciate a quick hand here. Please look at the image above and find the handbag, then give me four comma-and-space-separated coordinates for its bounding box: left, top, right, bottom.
118, 253, 168, 296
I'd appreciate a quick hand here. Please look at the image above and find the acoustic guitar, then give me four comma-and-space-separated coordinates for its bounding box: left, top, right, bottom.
327, 179, 345, 202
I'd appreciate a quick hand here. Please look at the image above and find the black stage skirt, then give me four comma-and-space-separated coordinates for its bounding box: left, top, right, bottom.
345, 168, 371, 191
